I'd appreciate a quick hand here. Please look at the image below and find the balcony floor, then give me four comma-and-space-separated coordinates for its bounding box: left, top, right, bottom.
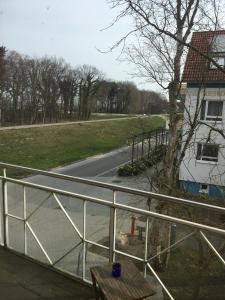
0, 246, 94, 300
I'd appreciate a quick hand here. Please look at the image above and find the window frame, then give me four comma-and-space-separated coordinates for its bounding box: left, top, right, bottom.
196, 143, 219, 162
210, 35, 225, 53
209, 56, 225, 69
200, 100, 223, 122
199, 183, 209, 194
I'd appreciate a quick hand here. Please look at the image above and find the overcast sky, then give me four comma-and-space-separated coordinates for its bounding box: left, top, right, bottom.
0, 0, 159, 91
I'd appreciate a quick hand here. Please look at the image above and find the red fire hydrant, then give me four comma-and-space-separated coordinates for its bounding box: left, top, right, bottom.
131, 215, 137, 235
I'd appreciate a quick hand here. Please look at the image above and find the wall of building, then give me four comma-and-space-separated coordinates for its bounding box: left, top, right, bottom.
180, 180, 225, 198
179, 85, 225, 197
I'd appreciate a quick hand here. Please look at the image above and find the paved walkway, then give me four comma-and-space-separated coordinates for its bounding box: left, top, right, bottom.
0, 116, 142, 131
0, 247, 94, 300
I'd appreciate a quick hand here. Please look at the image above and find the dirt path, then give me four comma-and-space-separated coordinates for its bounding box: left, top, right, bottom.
0, 116, 144, 131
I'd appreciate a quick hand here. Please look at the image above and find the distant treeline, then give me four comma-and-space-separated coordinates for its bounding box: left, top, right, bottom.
0, 47, 168, 125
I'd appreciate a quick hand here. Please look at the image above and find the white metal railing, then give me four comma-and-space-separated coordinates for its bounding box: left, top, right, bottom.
0, 162, 225, 300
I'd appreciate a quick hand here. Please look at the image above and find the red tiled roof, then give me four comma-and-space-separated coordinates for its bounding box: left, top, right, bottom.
182, 30, 225, 82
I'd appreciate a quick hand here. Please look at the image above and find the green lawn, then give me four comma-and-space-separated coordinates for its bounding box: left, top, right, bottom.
0, 116, 165, 171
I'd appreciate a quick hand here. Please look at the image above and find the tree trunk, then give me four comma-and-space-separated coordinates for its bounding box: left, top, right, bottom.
150, 32, 184, 270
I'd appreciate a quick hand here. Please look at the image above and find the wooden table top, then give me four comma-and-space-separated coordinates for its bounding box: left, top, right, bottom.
90, 262, 155, 300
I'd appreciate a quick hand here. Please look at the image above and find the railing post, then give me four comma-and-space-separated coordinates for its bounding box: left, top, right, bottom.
23, 186, 27, 255
82, 200, 86, 280
144, 216, 150, 278
109, 191, 116, 263
1, 168, 8, 247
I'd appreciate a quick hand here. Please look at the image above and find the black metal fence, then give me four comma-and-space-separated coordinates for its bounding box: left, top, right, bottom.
129, 128, 169, 165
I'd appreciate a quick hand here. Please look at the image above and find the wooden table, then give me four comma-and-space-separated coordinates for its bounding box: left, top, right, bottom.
90, 262, 155, 300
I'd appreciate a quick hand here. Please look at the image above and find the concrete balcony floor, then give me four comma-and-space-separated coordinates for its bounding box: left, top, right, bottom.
0, 247, 94, 300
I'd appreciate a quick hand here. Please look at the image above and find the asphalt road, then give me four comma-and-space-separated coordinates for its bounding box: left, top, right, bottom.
56, 146, 132, 177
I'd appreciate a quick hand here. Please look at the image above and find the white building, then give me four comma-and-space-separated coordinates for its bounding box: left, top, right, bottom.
179, 30, 225, 198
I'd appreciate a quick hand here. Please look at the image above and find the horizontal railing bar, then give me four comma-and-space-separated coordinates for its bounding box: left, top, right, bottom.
7, 214, 24, 221
85, 239, 109, 250
2, 176, 225, 237
114, 205, 225, 236
0, 162, 225, 213
83, 278, 92, 285
0, 176, 111, 204
114, 249, 144, 262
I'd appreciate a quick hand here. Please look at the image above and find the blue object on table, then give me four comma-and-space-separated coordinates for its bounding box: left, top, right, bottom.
112, 262, 121, 278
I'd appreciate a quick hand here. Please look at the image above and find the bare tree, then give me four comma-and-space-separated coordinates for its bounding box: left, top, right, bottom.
108, 0, 225, 192
106, 0, 225, 273
4, 51, 28, 124
38, 57, 66, 122
140, 90, 168, 114
95, 80, 146, 114
77, 65, 103, 120
59, 70, 79, 120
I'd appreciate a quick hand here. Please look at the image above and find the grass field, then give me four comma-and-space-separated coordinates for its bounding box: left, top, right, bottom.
0, 116, 165, 171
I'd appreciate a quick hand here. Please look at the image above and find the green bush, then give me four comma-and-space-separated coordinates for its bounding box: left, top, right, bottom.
118, 160, 147, 176
118, 144, 167, 176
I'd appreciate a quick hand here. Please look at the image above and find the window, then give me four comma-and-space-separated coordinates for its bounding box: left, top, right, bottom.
196, 143, 219, 162
200, 100, 223, 121
210, 57, 225, 69
199, 184, 209, 194
211, 35, 225, 52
